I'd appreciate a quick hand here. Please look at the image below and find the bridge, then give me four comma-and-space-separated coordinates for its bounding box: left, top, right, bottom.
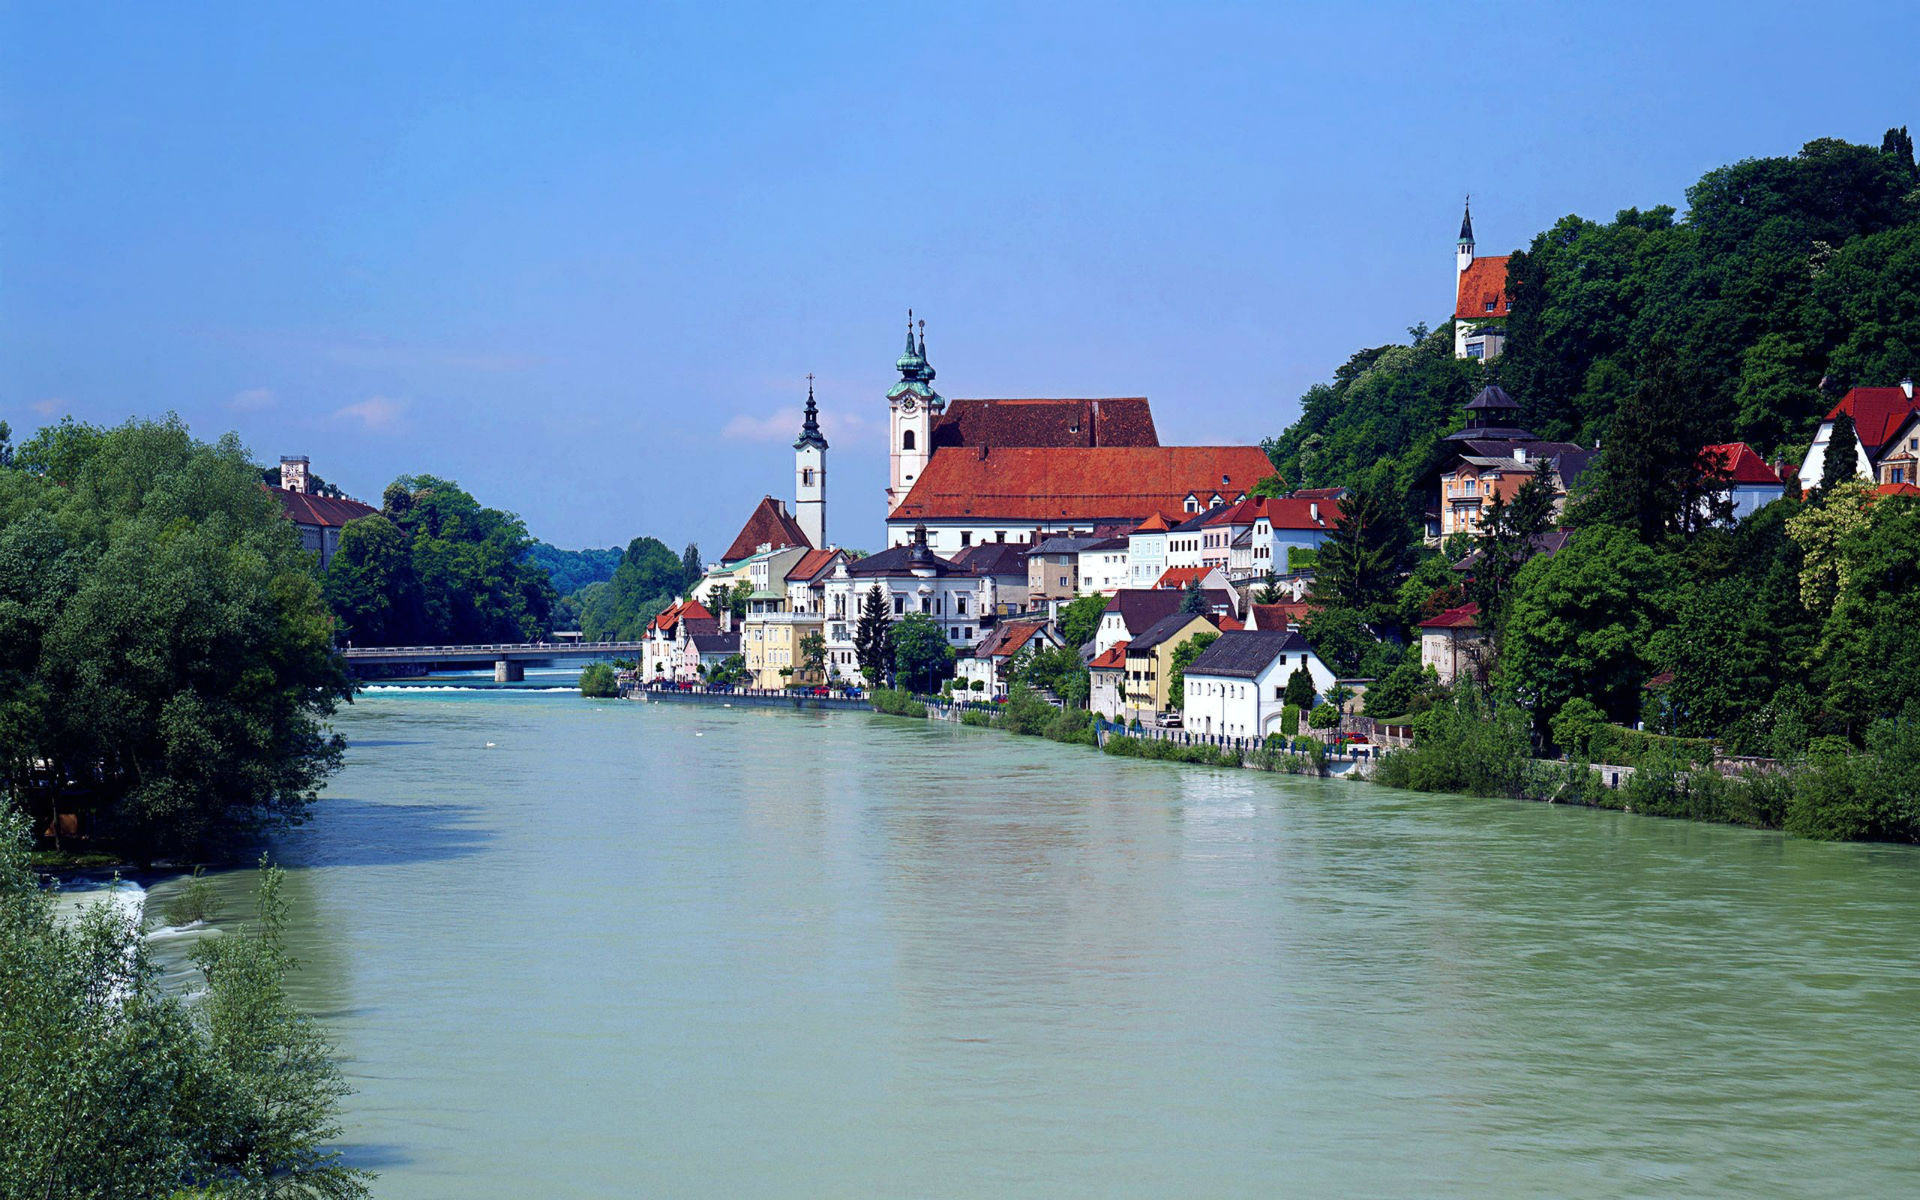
342, 641, 648, 681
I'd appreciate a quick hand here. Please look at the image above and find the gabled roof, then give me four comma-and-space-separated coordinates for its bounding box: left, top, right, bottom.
930, 398, 1159, 450
1825, 386, 1920, 455
1249, 601, 1313, 630
950, 542, 1029, 577
1420, 601, 1481, 630
1876, 481, 1920, 497
1454, 255, 1511, 321
1154, 566, 1217, 589
1080, 535, 1130, 553
647, 599, 713, 636
1450, 532, 1572, 572
1088, 642, 1129, 670
680, 617, 721, 639
784, 548, 843, 585
1699, 442, 1785, 486
1128, 611, 1217, 654
722, 497, 812, 563
690, 632, 740, 655
1132, 512, 1173, 533
1290, 487, 1347, 501
1257, 496, 1336, 531
1185, 630, 1312, 679
1030, 536, 1105, 555
1101, 588, 1186, 637
890, 446, 1275, 523
269, 487, 377, 529
975, 619, 1053, 661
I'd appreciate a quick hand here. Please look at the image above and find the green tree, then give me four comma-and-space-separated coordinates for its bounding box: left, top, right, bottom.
1311, 473, 1407, 624
1497, 526, 1668, 725
0, 416, 351, 860
578, 535, 687, 641
1179, 578, 1208, 614
1283, 665, 1316, 709
579, 662, 618, 697
680, 542, 704, 592
1820, 410, 1859, 491
1167, 631, 1219, 709
891, 612, 954, 693
1250, 472, 1286, 499
799, 630, 827, 679
1467, 457, 1559, 629
1012, 643, 1090, 707
1308, 702, 1341, 731
1057, 594, 1108, 648
1569, 344, 1706, 541
853, 585, 893, 684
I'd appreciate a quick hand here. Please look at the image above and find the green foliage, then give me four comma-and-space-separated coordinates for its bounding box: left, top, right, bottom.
853, 585, 893, 684
1166, 630, 1219, 709
1820, 411, 1860, 491
969, 678, 986, 692
578, 662, 618, 698
1784, 712, 1920, 841
1308, 702, 1340, 731
1101, 734, 1241, 767
523, 542, 622, 597
1179, 579, 1208, 614
0, 416, 351, 860
1250, 472, 1286, 499
1057, 594, 1109, 648
324, 474, 558, 645
891, 612, 954, 691
1548, 697, 1608, 759
799, 631, 827, 678
572, 535, 698, 642
1283, 666, 1315, 709
704, 653, 750, 688
1310, 473, 1409, 624
1797, 491, 1920, 731
1497, 527, 1667, 725
1280, 704, 1301, 736
1298, 605, 1402, 678
1468, 457, 1561, 626
868, 687, 928, 718
0, 823, 369, 1199
960, 707, 995, 728
997, 684, 1057, 737
1372, 689, 1532, 798
1363, 658, 1441, 719
1012, 643, 1089, 707
161, 866, 223, 927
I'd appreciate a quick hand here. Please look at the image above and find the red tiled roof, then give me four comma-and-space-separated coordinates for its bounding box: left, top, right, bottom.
1216, 615, 1245, 631
1089, 641, 1129, 670
1249, 602, 1312, 630
1876, 482, 1920, 497
891, 446, 1275, 523
1698, 442, 1784, 485
1257, 496, 1336, 531
1132, 512, 1173, 533
648, 599, 714, 636
722, 496, 811, 563
1290, 487, 1345, 500
1420, 601, 1481, 630
978, 619, 1051, 660
1154, 566, 1215, 589
783, 548, 841, 584
1826, 387, 1920, 454
931, 398, 1159, 450
268, 486, 377, 529
1454, 255, 1511, 321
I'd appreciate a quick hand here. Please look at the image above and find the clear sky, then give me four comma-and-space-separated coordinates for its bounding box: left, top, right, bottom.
1, 2, 1912, 553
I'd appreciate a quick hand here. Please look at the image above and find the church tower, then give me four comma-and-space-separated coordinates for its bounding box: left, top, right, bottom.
794, 375, 828, 548
1457, 198, 1476, 278
886, 310, 943, 514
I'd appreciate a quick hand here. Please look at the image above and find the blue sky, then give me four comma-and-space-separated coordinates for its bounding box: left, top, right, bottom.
1, 2, 1912, 553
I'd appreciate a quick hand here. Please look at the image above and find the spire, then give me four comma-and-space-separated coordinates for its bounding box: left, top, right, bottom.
894, 307, 936, 385
794, 373, 829, 450
904, 309, 917, 358
917, 318, 926, 359
1458, 196, 1475, 245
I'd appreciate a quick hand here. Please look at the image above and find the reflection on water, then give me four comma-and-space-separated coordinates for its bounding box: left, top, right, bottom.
156, 692, 1920, 1198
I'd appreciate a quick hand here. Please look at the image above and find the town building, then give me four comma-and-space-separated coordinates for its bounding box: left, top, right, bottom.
950, 542, 1030, 618
1697, 442, 1788, 522
1797, 381, 1920, 491
793, 378, 829, 548
267, 456, 375, 569
1088, 641, 1128, 721
1180, 630, 1335, 739
1027, 536, 1101, 608
1092, 588, 1235, 655
1075, 536, 1132, 596
1127, 513, 1173, 587
1121, 612, 1220, 725
1432, 385, 1588, 540
741, 548, 845, 689
957, 619, 1063, 698
641, 599, 713, 680
1453, 202, 1510, 361
1418, 601, 1486, 688
819, 526, 1002, 681
879, 316, 1271, 552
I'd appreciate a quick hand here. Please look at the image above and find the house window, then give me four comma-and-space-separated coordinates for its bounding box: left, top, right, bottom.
902, 430, 915, 450
1059, 575, 1070, 587
957, 596, 968, 615
893, 596, 905, 615
920, 597, 930, 613
801, 468, 814, 486
960, 531, 971, 546
1274, 684, 1284, 700
1467, 344, 1484, 360
996, 531, 1006, 542
964, 627, 972, 639
1484, 301, 1496, 313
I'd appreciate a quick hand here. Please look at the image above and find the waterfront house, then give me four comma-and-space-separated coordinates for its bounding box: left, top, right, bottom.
642, 599, 714, 681
957, 619, 1063, 698
683, 628, 741, 680
1121, 612, 1219, 725
1418, 601, 1485, 688
1092, 588, 1193, 654
819, 525, 999, 681
1088, 641, 1128, 721
1180, 630, 1335, 739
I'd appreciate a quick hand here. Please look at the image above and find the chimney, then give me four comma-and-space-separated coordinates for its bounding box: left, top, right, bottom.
279, 456, 311, 495
1902, 378, 1914, 400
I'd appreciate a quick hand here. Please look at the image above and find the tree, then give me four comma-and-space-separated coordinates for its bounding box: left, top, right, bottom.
853, 584, 893, 683
1362, 658, 1441, 718
1569, 344, 1706, 542
1310, 473, 1407, 624
579, 663, 618, 697
1308, 702, 1341, 731
1467, 457, 1559, 629
523, 542, 622, 596
1250, 472, 1286, 499
0, 416, 352, 860
891, 612, 954, 693
1283, 665, 1316, 709
799, 630, 827, 679
1167, 631, 1219, 709
1496, 526, 1668, 725
1012, 644, 1089, 707
1179, 579, 1208, 614
680, 542, 704, 592
576, 536, 686, 641
1057, 594, 1108, 648
1820, 410, 1859, 491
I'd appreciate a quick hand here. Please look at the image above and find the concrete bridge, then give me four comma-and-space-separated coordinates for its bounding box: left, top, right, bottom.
342, 641, 647, 681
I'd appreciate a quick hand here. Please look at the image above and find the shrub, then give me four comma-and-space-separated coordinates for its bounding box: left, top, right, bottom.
1042, 706, 1096, 746
960, 708, 995, 728
1371, 689, 1531, 798
998, 684, 1055, 737
579, 662, 618, 698
970, 679, 986, 692
161, 866, 223, 927
1308, 702, 1340, 731
1280, 705, 1301, 736
869, 687, 928, 718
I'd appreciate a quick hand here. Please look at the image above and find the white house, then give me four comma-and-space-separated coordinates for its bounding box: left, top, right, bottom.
1088, 641, 1128, 720
1697, 442, 1786, 523
956, 619, 1062, 697
820, 527, 999, 681
1127, 513, 1172, 587
1797, 382, 1917, 491
1179, 630, 1336, 740
1076, 536, 1132, 595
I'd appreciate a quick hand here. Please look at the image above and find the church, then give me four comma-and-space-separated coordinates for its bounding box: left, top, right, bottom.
881, 315, 1273, 554
1453, 201, 1511, 361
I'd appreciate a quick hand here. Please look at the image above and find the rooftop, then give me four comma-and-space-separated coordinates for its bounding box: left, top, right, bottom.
1185, 629, 1312, 679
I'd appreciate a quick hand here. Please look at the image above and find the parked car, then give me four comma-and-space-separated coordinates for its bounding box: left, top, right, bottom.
1156, 712, 1182, 728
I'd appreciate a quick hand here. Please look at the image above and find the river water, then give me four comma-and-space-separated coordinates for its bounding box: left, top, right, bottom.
143, 684, 1920, 1197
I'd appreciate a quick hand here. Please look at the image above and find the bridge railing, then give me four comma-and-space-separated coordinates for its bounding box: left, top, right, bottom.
342, 641, 648, 656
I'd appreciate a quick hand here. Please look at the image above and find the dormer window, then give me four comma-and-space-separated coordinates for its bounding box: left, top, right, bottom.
1484, 301, 1496, 313
1184, 494, 1200, 512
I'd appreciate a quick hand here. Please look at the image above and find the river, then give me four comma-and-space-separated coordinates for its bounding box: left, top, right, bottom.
141, 683, 1920, 1197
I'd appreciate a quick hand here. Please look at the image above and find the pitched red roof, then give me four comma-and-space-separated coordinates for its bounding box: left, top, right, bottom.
1698, 442, 1784, 485
931, 398, 1159, 450
1420, 601, 1481, 630
722, 496, 811, 563
1876, 482, 1920, 497
1290, 487, 1345, 500
891, 445, 1275, 523
1257, 496, 1336, 531
1089, 641, 1129, 669
1454, 255, 1511, 321
1826, 387, 1920, 454
1216, 615, 1245, 631
268, 486, 377, 528
783, 548, 841, 584
977, 619, 1051, 661
1250, 601, 1312, 630
1154, 566, 1215, 589
648, 599, 713, 636
1132, 512, 1173, 533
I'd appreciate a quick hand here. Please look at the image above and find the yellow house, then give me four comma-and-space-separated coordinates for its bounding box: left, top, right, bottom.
1121, 612, 1218, 723
744, 609, 826, 689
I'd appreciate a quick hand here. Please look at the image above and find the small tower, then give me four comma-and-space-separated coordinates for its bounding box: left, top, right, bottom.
1457, 197, 1476, 277
794, 374, 828, 548
886, 310, 944, 514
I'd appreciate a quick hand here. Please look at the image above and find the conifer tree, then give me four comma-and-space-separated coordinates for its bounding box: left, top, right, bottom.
853, 584, 893, 684
1821, 410, 1859, 492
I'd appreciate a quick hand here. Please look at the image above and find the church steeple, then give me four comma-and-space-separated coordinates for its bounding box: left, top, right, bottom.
794, 375, 828, 451
1458, 197, 1475, 246
794, 373, 827, 548
1456, 196, 1476, 277
886, 309, 943, 516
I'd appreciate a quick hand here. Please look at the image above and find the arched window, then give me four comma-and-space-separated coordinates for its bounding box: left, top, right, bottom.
902, 430, 916, 451
801, 468, 814, 486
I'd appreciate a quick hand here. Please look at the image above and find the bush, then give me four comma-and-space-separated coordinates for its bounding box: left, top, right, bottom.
578, 662, 618, 698
1101, 734, 1240, 767
1371, 689, 1531, 798
960, 708, 995, 728
1042, 706, 1096, 746
1583, 723, 1714, 768
868, 687, 928, 718
1785, 715, 1920, 841
1308, 702, 1340, 731
998, 684, 1055, 737
161, 866, 224, 927
1280, 704, 1301, 736
969, 679, 986, 692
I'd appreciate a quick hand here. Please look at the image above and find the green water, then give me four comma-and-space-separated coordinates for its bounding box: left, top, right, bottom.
147, 689, 1920, 1197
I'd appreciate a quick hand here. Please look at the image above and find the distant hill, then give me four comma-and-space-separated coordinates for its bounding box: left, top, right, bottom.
523, 542, 623, 596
